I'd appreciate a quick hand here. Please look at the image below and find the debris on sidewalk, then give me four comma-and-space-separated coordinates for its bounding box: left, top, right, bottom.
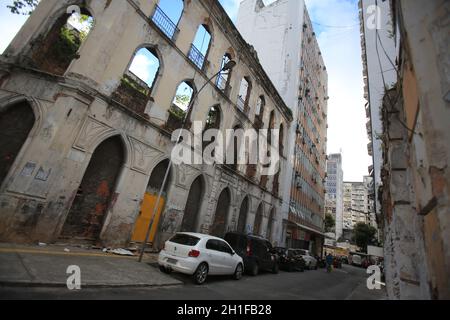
105, 248, 135, 256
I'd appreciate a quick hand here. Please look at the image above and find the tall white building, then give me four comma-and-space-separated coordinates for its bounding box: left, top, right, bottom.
325, 154, 344, 240
237, 0, 328, 254
359, 0, 397, 219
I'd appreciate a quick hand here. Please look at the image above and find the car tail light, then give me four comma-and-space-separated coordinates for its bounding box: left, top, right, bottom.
188, 250, 200, 258
246, 241, 252, 257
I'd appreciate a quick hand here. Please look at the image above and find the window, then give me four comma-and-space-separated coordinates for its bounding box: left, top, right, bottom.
255, 96, 265, 118
32, 8, 94, 75
205, 105, 221, 130
127, 47, 160, 95
189, 25, 211, 70
170, 234, 200, 246
216, 53, 233, 93
113, 47, 160, 114
166, 81, 195, 131
152, 0, 183, 40
237, 77, 252, 112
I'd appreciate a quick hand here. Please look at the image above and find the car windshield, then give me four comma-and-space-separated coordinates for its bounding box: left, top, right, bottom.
169, 234, 200, 246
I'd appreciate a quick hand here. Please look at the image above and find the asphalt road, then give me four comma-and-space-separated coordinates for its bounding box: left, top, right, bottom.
0, 264, 386, 300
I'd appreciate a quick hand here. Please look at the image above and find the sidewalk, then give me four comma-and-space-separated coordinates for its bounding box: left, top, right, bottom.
0, 243, 182, 288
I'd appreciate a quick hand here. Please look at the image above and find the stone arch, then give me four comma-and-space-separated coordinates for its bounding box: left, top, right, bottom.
30, 3, 95, 75
127, 44, 164, 95
61, 135, 126, 242
0, 100, 36, 189
267, 207, 276, 242
211, 187, 231, 237
180, 174, 205, 232
237, 196, 250, 234
253, 202, 264, 236
85, 130, 132, 169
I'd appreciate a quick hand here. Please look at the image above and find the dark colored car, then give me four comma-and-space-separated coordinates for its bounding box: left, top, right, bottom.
224, 232, 279, 276
274, 248, 306, 272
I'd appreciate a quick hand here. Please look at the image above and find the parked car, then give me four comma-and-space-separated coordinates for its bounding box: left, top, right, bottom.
294, 249, 318, 270
274, 247, 306, 272
224, 232, 279, 276
158, 233, 244, 285
351, 254, 362, 267
341, 256, 349, 265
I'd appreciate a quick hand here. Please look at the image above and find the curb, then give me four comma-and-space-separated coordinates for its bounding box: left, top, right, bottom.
0, 280, 183, 289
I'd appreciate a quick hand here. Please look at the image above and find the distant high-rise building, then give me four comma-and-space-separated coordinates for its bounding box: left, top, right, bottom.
237, 0, 328, 255
325, 154, 344, 240
343, 180, 377, 231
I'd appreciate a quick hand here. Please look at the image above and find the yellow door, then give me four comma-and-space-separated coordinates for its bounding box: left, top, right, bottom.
132, 193, 165, 243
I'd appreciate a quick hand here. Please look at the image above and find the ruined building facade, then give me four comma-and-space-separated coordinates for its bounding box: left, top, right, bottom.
0, 0, 292, 249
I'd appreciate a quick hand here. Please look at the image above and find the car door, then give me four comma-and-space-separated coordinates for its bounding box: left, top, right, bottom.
205, 240, 223, 275
217, 240, 236, 274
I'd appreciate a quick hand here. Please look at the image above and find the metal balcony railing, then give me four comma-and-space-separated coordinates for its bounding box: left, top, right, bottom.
237, 96, 245, 111
188, 44, 205, 70
216, 74, 227, 91
151, 5, 179, 40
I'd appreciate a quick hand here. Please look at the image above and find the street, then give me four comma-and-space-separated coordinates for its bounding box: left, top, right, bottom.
0, 264, 386, 300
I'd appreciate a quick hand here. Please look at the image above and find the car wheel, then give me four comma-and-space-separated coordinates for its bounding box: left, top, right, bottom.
159, 266, 171, 274
193, 263, 209, 285
249, 263, 259, 276
234, 264, 244, 280
272, 263, 279, 274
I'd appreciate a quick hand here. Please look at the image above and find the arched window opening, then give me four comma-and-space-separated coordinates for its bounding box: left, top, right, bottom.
211, 188, 231, 237
32, 9, 94, 75
205, 105, 221, 131
279, 123, 285, 156
132, 160, 171, 244
267, 209, 275, 243
216, 53, 233, 94
254, 96, 265, 129
237, 77, 252, 112
268, 111, 275, 145
166, 81, 194, 132
152, 0, 183, 40
189, 24, 211, 70
253, 204, 263, 236
237, 197, 249, 234
114, 47, 160, 115
227, 125, 243, 171
62, 136, 124, 241
181, 176, 204, 232
0, 101, 35, 187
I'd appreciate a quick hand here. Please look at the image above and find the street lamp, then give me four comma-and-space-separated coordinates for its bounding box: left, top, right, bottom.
138, 60, 237, 262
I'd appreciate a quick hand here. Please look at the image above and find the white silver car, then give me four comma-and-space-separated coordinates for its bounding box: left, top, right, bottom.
295, 249, 318, 270
158, 232, 244, 285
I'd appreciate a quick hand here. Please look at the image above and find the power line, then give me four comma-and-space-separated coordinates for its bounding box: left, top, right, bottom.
311, 21, 359, 29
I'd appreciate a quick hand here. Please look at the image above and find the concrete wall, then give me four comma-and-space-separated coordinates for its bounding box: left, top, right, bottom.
380, 0, 449, 300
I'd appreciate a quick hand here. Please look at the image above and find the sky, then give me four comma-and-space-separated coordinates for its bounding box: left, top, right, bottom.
0, 0, 371, 182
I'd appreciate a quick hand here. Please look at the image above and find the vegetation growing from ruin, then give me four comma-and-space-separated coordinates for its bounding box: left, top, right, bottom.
121, 76, 149, 96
